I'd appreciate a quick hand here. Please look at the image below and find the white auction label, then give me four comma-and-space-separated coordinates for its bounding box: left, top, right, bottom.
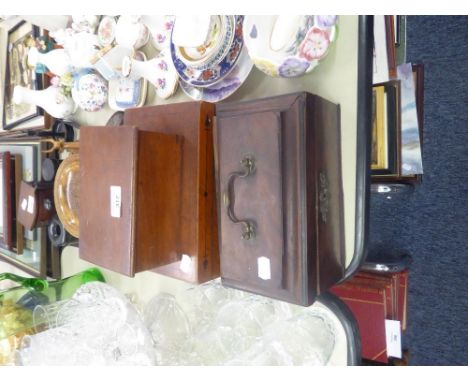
257, 256, 271, 280
27, 196, 35, 214
110, 186, 122, 218
179, 254, 192, 274
385, 319, 402, 359
21, 198, 27, 211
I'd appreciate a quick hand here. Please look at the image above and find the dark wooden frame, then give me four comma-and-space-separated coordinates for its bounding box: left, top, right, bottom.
2, 21, 44, 130
0, 140, 52, 278
0, 152, 14, 250
394, 15, 401, 46
385, 15, 397, 79
412, 63, 425, 146
372, 64, 424, 185
11, 154, 24, 254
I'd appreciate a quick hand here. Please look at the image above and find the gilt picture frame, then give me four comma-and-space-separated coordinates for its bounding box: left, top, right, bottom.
371, 80, 401, 176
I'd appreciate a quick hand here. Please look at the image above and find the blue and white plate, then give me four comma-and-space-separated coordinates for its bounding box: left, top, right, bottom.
180, 44, 253, 103
171, 15, 244, 88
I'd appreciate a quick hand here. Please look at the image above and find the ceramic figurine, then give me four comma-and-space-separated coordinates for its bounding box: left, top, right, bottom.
27, 47, 72, 76
13, 85, 76, 120
121, 49, 178, 100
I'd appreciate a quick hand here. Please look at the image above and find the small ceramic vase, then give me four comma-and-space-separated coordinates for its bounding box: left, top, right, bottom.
140, 15, 175, 51
27, 47, 72, 76
13, 85, 76, 119
121, 50, 178, 100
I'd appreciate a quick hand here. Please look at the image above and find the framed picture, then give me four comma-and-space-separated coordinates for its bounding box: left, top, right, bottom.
0, 140, 47, 277
2, 21, 44, 130
371, 80, 401, 176
385, 15, 397, 79
0, 151, 14, 250
412, 63, 425, 145
394, 15, 401, 46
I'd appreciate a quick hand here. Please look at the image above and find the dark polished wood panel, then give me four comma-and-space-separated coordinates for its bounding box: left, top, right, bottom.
123, 102, 219, 283
215, 92, 345, 306
79, 125, 182, 277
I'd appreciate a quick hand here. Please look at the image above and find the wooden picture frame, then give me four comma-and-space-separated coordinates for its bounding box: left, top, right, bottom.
0, 151, 14, 250
0, 140, 47, 277
371, 80, 401, 176
11, 154, 24, 254
2, 21, 44, 130
372, 65, 424, 184
371, 86, 386, 170
385, 15, 397, 79
394, 15, 401, 46
412, 63, 425, 146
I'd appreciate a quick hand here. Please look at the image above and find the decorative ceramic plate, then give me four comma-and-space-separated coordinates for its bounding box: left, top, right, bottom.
141, 15, 175, 51
170, 15, 244, 88
108, 51, 148, 111
243, 15, 338, 78
180, 44, 253, 103
72, 71, 108, 112
97, 16, 117, 46
175, 15, 233, 70
54, 154, 80, 238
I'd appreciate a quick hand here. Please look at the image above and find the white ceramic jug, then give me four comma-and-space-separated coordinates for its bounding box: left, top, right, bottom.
27, 47, 72, 76
13, 85, 76, 119
115, 15, 150, 49
121, 51, 178, 100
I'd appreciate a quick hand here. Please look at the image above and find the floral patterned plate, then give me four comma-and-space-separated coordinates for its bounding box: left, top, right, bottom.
179, 44, 253, 103
170, 15, 244, 88
243, 15, 338, 78
108, 51, 148, 111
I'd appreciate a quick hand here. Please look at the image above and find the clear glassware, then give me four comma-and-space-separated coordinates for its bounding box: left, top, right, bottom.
16, 282, 155, 366
32, 300, 70, 331
143, 293, 192, 364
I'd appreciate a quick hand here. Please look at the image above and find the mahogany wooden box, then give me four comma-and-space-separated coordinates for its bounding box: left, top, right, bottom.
214, 92, 346, 306
17, 181, 55, 231
79, 125, 183, 277
123, 102, 219, 283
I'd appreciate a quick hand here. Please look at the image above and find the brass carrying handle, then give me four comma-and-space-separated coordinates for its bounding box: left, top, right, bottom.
42, 139, 80, 154
223, 155, 256, 240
